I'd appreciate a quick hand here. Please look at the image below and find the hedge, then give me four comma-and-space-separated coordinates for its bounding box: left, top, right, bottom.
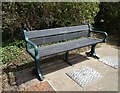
2, 2, 99, 43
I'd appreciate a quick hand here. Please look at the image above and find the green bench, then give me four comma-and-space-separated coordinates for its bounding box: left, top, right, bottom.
22, 23, 108, 81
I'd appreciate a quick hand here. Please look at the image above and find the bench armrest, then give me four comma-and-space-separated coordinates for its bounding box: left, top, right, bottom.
26, 38, 39, 57
23, 30, 39, 57
87, 22, 108, 43
90, 30, 108, 42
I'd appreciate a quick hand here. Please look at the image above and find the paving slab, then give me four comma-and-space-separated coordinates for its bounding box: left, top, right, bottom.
15, 44, 118, 91
44, 44, 118, 91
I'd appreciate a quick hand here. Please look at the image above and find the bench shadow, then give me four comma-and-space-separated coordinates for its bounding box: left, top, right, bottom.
4, 53, 90, 86
41, 53, 90, 75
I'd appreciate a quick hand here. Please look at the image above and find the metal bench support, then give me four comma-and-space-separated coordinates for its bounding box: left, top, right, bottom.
64, 52, 72, 66
86, 44, 99, 59
35, 56, 44, 81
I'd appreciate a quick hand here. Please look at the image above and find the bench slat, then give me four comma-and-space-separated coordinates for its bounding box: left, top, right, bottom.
29, 37, 102, 57
31, 31, 88, 45
26, 25, 88, 38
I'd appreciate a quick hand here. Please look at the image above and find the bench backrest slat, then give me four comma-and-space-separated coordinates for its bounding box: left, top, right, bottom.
26, 25, 88, 39
31, 31, 88, 45
25, 25, 89, 45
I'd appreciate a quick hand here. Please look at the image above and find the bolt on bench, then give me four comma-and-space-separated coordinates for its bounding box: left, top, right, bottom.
22, 23, 108, 81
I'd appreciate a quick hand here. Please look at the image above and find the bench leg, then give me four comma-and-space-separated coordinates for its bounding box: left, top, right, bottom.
35, 56, 44, 81
64, 52, 72, 66
85, 44, 99, 59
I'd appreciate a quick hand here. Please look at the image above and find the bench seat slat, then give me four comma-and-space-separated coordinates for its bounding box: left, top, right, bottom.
29, 37, 102, 57
31, 31, 88, 45
26, 25, 88, 38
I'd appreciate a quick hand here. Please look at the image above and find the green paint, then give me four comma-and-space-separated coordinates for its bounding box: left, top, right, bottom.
23, 30, 44, 81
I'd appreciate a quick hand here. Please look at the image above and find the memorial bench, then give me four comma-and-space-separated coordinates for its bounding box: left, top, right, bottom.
22, 23, 108, 81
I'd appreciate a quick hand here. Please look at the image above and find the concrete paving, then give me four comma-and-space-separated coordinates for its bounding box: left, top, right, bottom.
15, 44, 119, 91
44, 44, 118, 91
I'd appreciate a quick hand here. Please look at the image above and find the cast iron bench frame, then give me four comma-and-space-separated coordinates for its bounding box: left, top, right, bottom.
22, 23, 108, 81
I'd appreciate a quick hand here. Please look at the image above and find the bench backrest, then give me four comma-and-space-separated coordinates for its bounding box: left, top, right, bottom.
24, 25, 89, 45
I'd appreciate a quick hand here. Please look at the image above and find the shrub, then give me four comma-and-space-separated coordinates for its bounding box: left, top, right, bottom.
2, 2, 99, 42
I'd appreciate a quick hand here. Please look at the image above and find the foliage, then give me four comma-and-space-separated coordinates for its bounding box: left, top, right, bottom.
94, 2, 120, 35
0, 47, 2, 65
1, 45, 23, 65
2, 40, 25, 48
2, 2, 99, 42
1, 40, 34, 66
